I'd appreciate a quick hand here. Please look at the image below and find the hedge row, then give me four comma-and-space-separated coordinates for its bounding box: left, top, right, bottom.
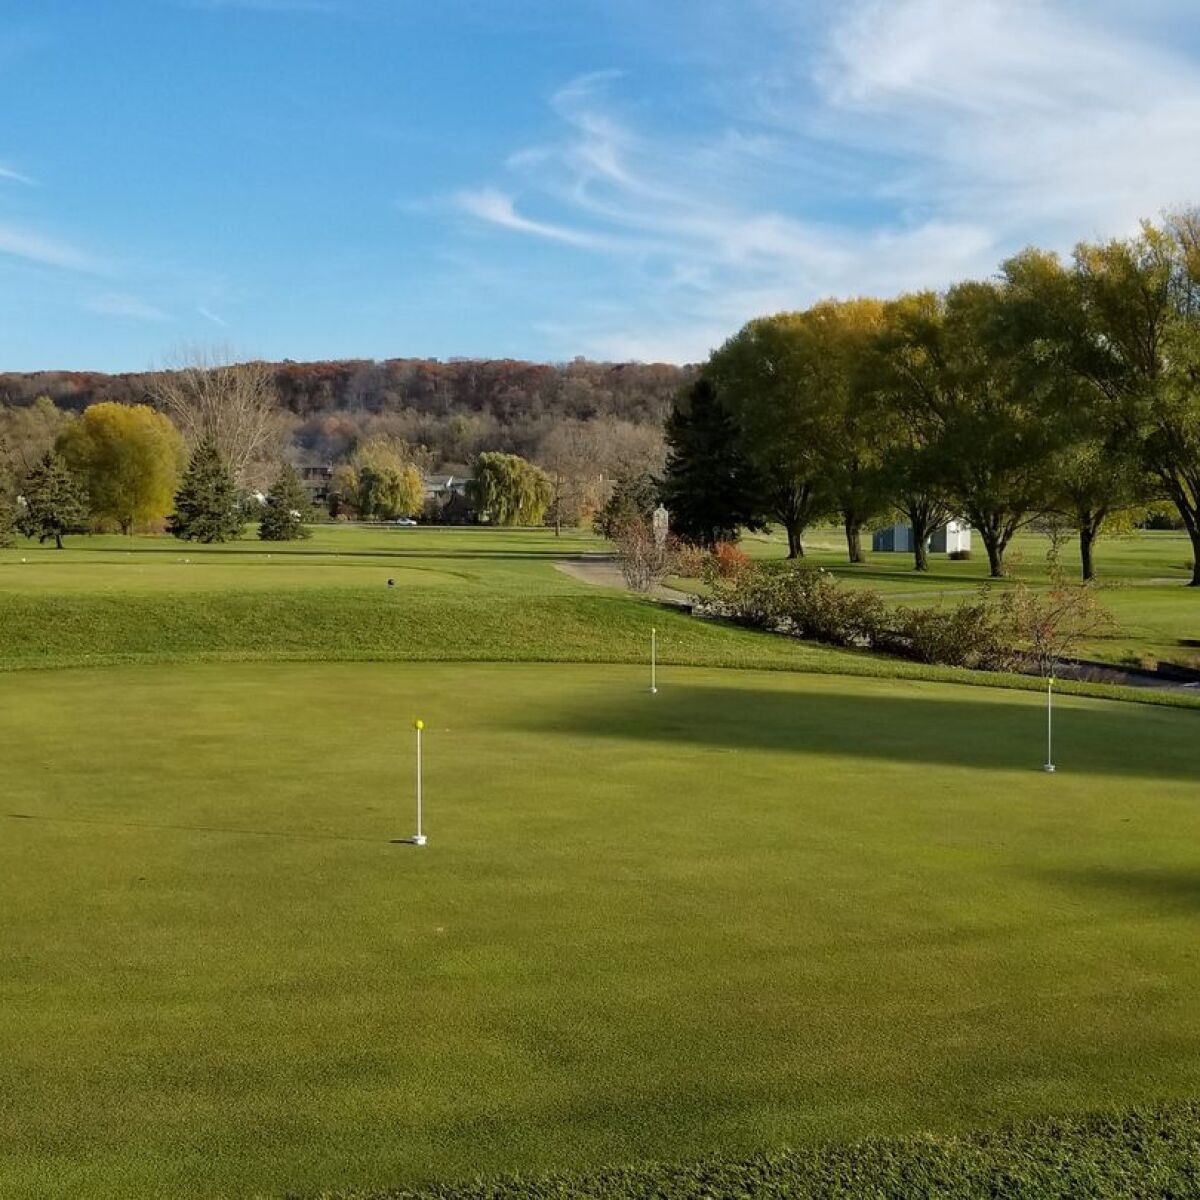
698, 561, 1024, 671
320, 1101, 1200, 1199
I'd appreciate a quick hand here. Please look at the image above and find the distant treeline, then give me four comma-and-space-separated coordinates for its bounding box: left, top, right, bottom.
0, 358, 692, 469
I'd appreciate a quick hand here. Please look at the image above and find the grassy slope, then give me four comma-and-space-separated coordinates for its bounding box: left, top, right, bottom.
4, 662, 1200, 1199
0, 527, 1197, 710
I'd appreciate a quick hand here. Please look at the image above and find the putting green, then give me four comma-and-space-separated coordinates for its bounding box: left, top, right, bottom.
3, 661, 1200, 1200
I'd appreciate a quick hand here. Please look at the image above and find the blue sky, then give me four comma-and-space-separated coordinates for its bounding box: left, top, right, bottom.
2, 0, 1200, 371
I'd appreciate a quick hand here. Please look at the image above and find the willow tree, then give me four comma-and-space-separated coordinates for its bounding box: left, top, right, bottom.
469, 452, 552, 526
345, 435, 425, 520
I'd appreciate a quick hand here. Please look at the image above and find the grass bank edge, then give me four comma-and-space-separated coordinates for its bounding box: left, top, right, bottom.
318, 1099, 1200, 1200
1, 588, 1197, 710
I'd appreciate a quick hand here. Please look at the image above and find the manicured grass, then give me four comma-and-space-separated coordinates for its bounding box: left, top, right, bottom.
345, 1102, 1200, 1198
1, 525, 1197, 694
4, 661, 1200, 1199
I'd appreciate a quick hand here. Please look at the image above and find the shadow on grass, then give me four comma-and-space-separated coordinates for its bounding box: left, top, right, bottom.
1034, 866, 1200, 912
510, 683, 1200, 782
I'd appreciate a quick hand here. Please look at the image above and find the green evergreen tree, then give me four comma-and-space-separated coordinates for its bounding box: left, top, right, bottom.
168, 441, 244, 543
15, 451, 88, 549
0, 496, 15, 548
0, 458, 16, 549
259, 463, 313, 541
659, 378, 761, 547
593, 473, 658, 538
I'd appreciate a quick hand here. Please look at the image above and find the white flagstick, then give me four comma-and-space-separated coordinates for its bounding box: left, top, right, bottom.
650, 627, 658, 694
413, 718, 428, 844
1043, 677, 1056, 773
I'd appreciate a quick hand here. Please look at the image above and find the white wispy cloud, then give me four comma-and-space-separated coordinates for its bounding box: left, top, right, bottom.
455, 187, 614, 250
811, 0, 1200, 237
197, 305, 228, 326
0, 162, 33, 186
86, 293, 171, 322
453, 1, 1200, 362
0, 224, 96, 271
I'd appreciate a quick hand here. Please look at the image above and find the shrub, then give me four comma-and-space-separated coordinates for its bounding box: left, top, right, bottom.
949, 548, 972, 561
782, 569, 888, 648
704, 564, 886, 648
710, 541, 751, 580
703, 563, 1024, 670
672, 543, 709, 579
891, 595, 1020, 671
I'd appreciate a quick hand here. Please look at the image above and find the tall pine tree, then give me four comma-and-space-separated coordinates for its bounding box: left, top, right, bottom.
0, 494, 16, 548
168, 441, 244, 543
659, 379, 760, 547
259, 463, 313, 541
16, 451, 88, 549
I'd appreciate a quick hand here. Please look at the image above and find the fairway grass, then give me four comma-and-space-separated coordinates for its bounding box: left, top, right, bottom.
5, 661, 1200, 1199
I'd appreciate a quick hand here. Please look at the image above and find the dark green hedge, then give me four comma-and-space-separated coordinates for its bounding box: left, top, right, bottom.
318, 1102, 1200, 1199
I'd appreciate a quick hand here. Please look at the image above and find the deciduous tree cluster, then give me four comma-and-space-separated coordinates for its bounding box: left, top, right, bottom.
664, 214, 1200, 583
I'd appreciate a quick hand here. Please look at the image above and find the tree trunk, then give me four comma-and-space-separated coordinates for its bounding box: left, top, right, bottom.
982, 531, 1005, 578
785, 523, 804, 559
909, 515, 933, 573
54, 532, 63, 550
1079, 524, 1097, 582
1190, 524, 1200, 587
845, 520, 863, 564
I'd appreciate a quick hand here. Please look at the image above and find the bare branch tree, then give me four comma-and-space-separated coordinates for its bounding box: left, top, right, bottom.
145, 346, 283, 489
1004, 578, 1116, 678
613, 519, 679, 593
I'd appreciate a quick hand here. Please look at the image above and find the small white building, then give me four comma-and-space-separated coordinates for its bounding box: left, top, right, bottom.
872, 520, 970, 554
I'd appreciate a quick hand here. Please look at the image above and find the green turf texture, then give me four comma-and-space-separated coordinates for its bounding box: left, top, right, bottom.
332, 1102, 1200, 1198
5, 661, 1200, 1199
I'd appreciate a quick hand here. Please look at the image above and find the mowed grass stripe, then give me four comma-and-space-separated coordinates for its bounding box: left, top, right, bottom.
3, 662, 1200, 1198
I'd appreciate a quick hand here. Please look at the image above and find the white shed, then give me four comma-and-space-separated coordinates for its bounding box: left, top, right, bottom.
872, 520, 971, 555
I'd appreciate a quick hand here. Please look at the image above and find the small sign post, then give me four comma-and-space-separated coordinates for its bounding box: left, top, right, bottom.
652, 504, 669, 550
650, 627, 658, 695
413, 718, 428, 844
1043, 677, 1056, 773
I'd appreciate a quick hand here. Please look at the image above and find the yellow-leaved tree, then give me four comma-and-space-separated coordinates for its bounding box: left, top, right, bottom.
57, 402, 186, 533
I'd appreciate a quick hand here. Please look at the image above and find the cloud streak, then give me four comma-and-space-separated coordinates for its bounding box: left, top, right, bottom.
453, 0, 1200, 362
0, 162, 33, 186
0, 224, 96, 272
86, 293, 171, 322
